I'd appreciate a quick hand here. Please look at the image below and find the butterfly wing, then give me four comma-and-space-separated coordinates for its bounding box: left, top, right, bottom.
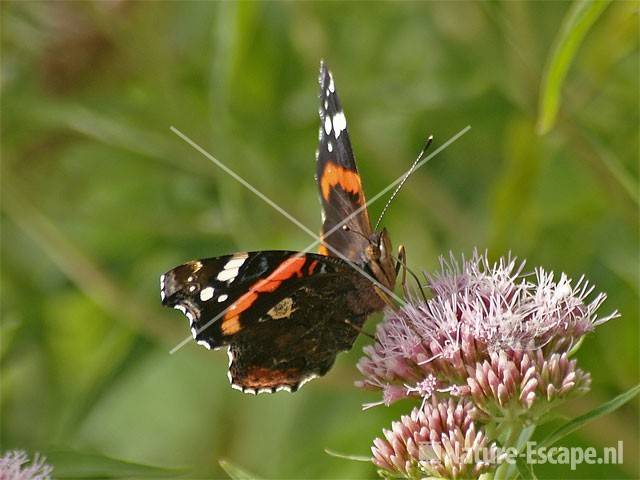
316, 62, 372, 261
161, 251, 384, 392
227, 274, 370, 393
161, 251, 332, 349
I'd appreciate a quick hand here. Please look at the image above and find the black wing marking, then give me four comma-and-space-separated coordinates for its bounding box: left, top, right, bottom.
316, 61, 372, 261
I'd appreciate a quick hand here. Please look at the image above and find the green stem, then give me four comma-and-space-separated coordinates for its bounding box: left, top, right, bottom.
493, 421, 536, 480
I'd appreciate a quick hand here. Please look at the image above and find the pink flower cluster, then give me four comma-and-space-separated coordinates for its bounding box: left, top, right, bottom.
360, 252, 617, 478
372, 398, 497, 478
0, 451, 52, 480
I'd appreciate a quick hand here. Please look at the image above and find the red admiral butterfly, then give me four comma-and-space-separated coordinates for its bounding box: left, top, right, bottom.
161, 62, 404, 394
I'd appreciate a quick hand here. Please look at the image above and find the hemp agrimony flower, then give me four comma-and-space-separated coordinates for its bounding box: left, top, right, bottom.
358, 252, 618, 479
372, 398, 498, 479
0, 451, 52, 480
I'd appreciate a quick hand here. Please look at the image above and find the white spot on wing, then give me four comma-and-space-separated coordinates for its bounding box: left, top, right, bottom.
200, 286, 215, 301
324, 116, 332, 135
328, 75, 335, 92
332, 111, 347, 138
188, 285, 197, 293
160, 275, 166, 301
327, 141, 333, 152
217, 253, 248, 282
217, 268, 239, 282
197, 340, 211, 349
218, 294, 228, 303
225, 256, 247, 270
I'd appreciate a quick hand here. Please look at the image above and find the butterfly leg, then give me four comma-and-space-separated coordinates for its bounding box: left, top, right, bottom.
396, 245, 407, 290
395, 245, 428, 302
373, 285, 399, 311
344, 318, 375, 340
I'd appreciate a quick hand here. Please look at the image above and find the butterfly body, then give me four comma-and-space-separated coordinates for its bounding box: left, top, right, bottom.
161, 62, 397, 393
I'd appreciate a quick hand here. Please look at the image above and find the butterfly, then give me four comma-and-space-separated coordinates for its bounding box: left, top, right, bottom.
161, 61, 405, 394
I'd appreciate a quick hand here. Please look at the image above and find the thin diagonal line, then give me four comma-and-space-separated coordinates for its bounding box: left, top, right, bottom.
169, 127, 404, 303
170, 126, 471, 312
167, 131, 405, 357
170, 127, 317, 241
168, 125, 470, 354
170, 125, 469, 256
168, 126, 470, 353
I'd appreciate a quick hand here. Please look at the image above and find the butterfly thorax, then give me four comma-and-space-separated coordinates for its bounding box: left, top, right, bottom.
363, 228, 396, 292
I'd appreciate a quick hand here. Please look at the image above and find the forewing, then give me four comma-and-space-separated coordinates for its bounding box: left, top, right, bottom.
316, 62, 372, 261
161, 251, 347, 349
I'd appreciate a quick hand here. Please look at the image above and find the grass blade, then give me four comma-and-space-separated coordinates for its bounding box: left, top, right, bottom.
537, 0, 612, 134
324, 448, 371, 462
540, 383, 640, 448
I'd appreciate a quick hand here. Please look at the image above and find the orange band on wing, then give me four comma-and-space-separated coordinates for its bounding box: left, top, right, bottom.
307, 259, 319, 274
320, 161, 364, 203
225, 292, 258, 322
221, 316, 242, 335
222, 256, 307, 331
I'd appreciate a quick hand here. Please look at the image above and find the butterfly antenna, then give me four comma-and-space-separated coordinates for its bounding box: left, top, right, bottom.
374, 135, 433, 232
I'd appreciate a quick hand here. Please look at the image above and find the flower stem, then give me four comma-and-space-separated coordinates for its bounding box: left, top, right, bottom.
494, 421, 536, 480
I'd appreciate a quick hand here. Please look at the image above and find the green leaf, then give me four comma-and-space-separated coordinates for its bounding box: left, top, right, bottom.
324, 448, 371, 462
537, 0, 612, 134
44, 449, 186, 479
540, 383, 640, 448
536, 411, 571, 427
219, 459, 262, 480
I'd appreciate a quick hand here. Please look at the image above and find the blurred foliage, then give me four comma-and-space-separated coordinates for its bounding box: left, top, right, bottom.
1, 1, 638, 479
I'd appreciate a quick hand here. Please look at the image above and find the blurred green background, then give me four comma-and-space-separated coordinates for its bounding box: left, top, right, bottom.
1, 1, 638, 479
